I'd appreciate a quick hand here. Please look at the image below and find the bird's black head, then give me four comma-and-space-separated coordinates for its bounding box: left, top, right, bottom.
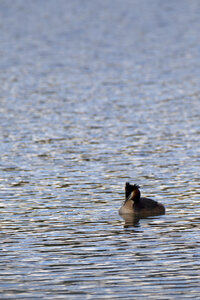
125, 182, 140, 200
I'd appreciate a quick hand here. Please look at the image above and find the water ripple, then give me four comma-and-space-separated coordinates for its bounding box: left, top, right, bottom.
1, 0, 200, 299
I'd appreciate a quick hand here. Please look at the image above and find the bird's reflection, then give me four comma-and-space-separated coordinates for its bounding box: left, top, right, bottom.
120, 213, 141, 227
120, 212, 165, 228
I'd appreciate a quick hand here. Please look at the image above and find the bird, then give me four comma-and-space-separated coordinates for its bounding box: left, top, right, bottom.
119, 182, 165, 216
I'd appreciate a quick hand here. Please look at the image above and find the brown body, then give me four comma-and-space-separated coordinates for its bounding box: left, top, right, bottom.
119, 183, 165, 217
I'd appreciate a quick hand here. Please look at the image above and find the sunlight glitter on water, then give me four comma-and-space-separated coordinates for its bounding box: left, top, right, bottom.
0, 0, 200, 299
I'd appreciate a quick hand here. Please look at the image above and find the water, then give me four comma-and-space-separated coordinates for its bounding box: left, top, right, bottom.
0, 0, 200, 299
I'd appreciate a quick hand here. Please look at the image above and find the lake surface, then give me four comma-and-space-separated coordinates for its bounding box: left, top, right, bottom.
0, 0, 200, 299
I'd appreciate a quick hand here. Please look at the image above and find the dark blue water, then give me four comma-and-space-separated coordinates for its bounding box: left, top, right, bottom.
0, 0, 200, 299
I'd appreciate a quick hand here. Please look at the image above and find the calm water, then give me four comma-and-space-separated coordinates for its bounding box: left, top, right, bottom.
0, 0, 200, 299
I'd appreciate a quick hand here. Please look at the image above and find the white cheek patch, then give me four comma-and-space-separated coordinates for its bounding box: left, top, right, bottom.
127, 191, 135, 201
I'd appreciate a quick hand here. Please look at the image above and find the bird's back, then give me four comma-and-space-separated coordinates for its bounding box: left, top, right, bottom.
140, 197, 160, 209
133, 197, 165, 215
